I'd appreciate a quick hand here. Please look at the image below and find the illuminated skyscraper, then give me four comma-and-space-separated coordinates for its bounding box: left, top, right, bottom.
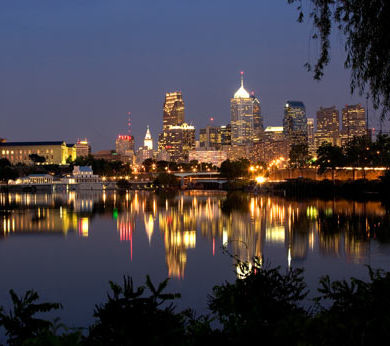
144, 125, 153, 150
163, 92, 185, 129
283, 101, 307, 145
159, 123, 195, 162
230, 72, 262, 145
341, 104, 366, 144
307, 118, 315, 155
315, 106, 340, 147
199, 126, 221, 149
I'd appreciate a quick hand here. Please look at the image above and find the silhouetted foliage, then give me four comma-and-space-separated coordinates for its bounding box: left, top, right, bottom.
29, 154, 46, 164
219, 159, 250, 179
316, 142, 345, 174
289, 142, 310, 168
288, 0, 390, 118
153, 173, 180, 189
86, 276, 185, 346
4, 262, 390, 345
0, 289, 63, 345
209, 259, 308, 345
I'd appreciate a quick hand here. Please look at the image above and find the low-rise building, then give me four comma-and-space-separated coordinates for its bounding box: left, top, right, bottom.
188, 148, 227, 167
0, 141, 76, 165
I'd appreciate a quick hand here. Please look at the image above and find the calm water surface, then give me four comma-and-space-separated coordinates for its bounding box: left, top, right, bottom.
1, 190, 390, 329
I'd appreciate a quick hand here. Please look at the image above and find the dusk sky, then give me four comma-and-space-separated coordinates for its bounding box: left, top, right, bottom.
0, 0, 378, 151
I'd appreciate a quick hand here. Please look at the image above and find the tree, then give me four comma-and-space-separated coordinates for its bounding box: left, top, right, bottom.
219, 159, 250, 179
0, 290, 63, 346
86, 276, 185, 346
29, 154, 46, 164
316, 142, 345, 180
288, 0, 390, 117
153, 173, 180, 189
209, 260, 308, 345
289, 142, 310, 168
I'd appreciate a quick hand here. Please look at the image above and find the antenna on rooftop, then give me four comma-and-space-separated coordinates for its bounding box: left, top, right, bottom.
128, 112, 131, 136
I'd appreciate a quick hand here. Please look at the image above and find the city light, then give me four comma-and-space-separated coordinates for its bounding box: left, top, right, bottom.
255, 176, 266, 184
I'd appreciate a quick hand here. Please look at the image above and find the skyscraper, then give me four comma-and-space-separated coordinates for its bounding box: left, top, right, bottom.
160, 123, 195, 162
199, 126, 221, 149
144, 125, 153, 150
341, 104, 366, 144
230, 72, 262, 145
307, 118, 315, 155
283, 101, 307, 145
315, 106, 340, 147
163, 92, 185, 129
251, 92, 263, 143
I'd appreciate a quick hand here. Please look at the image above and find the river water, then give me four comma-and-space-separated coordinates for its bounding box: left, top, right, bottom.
1, 190, 390, 330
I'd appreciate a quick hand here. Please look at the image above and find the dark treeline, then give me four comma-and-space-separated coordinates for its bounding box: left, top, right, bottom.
1, 260, 390, 345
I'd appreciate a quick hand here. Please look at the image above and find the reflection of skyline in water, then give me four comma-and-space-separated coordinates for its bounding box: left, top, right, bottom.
1, 191, 389, 278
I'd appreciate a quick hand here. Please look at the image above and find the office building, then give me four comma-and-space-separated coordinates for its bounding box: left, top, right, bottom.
283, 101, 307, 145
75, 139, 91, 158
220, 124, 232, 146
115, 135, 135, 162
163, 92, 185, 129
315, 106, 340, 147
159, 123, 195, 162
231, 72, 262, 145
341, 104, 367, 145
252, 126, 289, 163
307, 118, 316, 155
0, 141, 76, 165
199, 126, 221, 149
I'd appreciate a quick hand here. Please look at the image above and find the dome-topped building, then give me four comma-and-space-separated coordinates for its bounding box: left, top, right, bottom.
234, 72, 250, 99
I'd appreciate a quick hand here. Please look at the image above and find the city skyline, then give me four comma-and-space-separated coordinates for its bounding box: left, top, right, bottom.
0, 1, 375, 151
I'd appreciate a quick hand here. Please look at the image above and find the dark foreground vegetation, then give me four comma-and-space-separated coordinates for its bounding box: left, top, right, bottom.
1, 259, 390, 345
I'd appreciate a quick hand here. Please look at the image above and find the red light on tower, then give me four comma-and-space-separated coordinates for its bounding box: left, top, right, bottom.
210, 117, 214, 122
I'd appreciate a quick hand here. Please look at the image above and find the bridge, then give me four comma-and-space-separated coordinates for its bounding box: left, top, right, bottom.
173, 172, 227, 188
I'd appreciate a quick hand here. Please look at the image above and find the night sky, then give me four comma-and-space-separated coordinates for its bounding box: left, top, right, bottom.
0, 0, 378, 151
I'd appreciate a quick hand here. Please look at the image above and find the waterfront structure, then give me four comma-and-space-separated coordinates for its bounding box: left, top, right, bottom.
75, 139, 91, 157
283, 101, 307, 145
144, 125, 153, 150
163, 92, 185, 129
159, 123, 195, 162
307, 118, 316, 155
68, 166, 102, 190
315, 106, 340, 148
0, 141, 76, 165
341, 104, 367, 145
188, 148, 227, 167
230, 72, 262, 145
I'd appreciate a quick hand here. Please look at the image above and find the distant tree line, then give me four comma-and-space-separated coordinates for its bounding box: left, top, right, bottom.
1, 261, 390, 345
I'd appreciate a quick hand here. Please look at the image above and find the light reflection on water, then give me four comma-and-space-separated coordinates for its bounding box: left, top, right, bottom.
1, 191, 390, 326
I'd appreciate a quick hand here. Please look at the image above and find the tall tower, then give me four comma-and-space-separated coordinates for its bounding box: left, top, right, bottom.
144, 125, 153, 150
163, 92, 185, 129
283, 101, 307, 145
230, 72, 258, 146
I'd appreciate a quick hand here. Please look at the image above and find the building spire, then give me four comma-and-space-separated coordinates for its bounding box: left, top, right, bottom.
240, 71, 244, 88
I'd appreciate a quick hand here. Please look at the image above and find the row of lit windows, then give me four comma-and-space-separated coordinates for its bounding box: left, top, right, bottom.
1, 149, 54, 155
